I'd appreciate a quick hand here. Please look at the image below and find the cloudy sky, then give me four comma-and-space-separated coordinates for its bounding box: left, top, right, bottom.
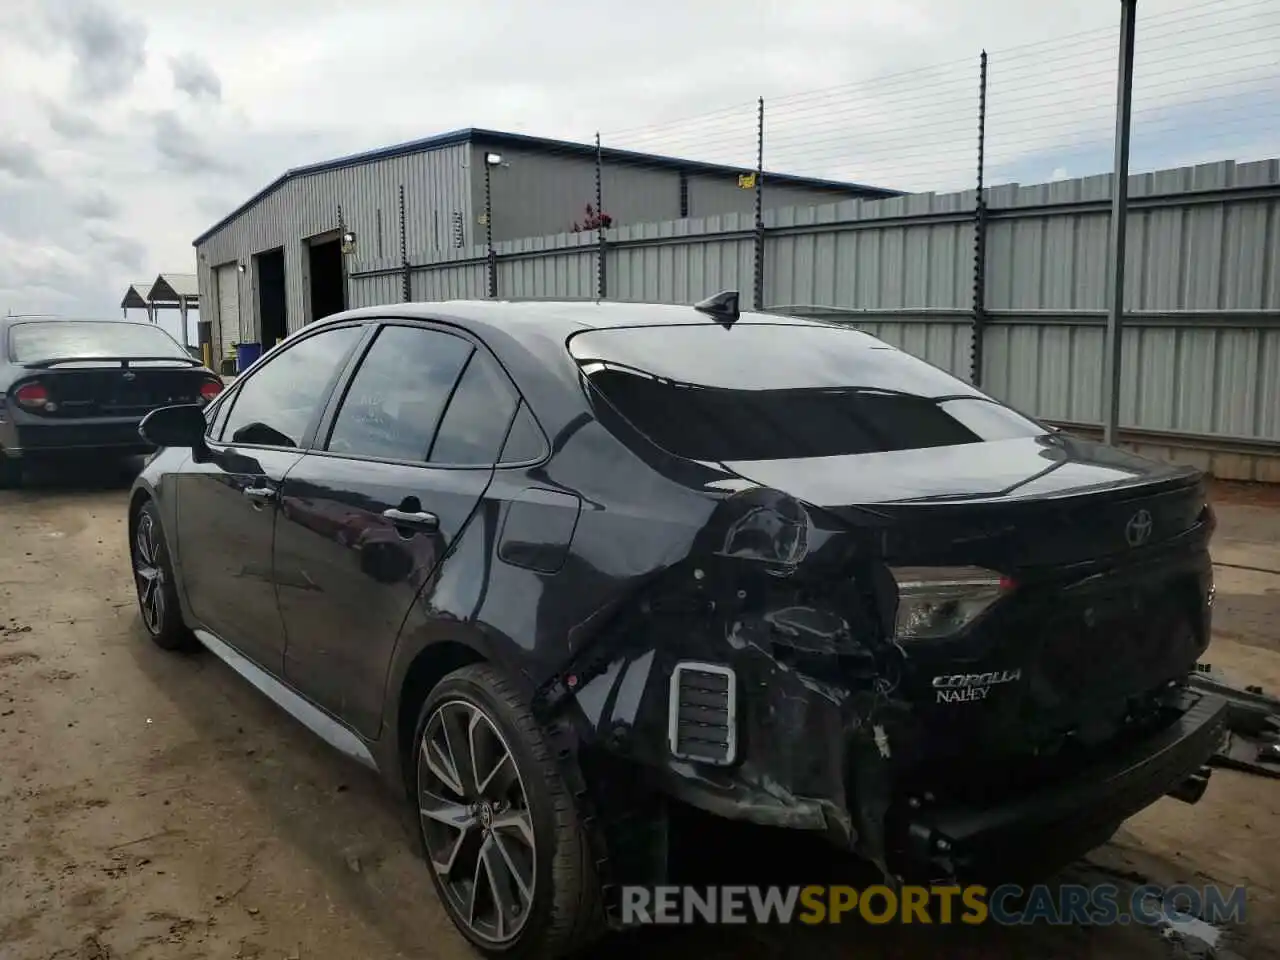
1, 0, 1276, 328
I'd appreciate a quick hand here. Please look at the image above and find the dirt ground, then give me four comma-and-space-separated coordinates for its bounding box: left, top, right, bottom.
1, 466, 1278, 960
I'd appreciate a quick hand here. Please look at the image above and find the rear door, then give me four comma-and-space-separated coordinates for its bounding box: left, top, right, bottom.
275, 322, 522, 737
174, 322, 368, 675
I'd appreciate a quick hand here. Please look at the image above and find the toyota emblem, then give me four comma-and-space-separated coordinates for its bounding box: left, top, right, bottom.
122, 370, 137, 381
1125, 508, 1153, 547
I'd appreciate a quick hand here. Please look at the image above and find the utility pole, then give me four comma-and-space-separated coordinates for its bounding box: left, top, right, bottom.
970, 50, 989, 386
1103, 0, 1137, 446
484, 156, 497, 298
752, 97, 765, 311
595, 132, 607, 300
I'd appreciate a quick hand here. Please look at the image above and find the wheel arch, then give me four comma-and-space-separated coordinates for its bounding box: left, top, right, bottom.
127, 484, 152, 527
394, 639, 488, 798
127, 480, 183, 599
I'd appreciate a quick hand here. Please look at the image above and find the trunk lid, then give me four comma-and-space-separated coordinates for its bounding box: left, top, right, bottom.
721, 433, 1209, 567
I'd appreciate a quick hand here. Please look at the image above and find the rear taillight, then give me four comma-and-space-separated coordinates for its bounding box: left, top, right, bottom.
14, 382, 49, 409
889, 566, 1013, 641
199, 379, 224, 404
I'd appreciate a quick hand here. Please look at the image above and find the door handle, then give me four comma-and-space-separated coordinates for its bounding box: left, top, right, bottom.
243, 485, 278, 506
382, 508, 439, 533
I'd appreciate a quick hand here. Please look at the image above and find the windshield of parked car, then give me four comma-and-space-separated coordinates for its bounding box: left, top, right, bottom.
569, 322, 1047, 462
8, 320, 191, 363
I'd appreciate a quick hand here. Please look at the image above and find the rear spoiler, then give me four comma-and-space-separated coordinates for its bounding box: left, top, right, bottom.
21, 355, 203, 370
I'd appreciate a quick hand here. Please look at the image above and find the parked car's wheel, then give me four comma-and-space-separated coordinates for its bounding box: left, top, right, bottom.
0, 450, 22, 489
130, 500, 196, 651
414, 664, 604, 959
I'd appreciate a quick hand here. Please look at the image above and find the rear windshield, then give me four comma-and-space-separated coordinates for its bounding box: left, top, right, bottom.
9, 321, 190, 363
569, 323, 1045, 462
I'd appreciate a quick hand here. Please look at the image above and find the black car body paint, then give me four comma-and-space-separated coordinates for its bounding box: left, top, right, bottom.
128, 300, 1225, 922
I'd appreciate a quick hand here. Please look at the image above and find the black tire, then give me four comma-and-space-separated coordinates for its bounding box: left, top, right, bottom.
130, 500, 197, 651
413, 664, 605, 960
0, 450, 22, 489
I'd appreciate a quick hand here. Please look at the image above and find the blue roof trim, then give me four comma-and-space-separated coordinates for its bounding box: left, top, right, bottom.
191, 127, 903, 247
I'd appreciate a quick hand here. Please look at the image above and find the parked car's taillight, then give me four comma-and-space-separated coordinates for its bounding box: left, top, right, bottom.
13, 382, 49, 409
199, 379, 223, 404
889, 566, 1014, 641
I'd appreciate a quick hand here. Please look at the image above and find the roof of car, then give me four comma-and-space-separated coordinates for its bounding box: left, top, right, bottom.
280, 299, 886, 449
327, 298, 839, 345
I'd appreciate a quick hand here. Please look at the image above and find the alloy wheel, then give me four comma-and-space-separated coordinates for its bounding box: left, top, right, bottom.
418, 699, 537, 945
132, 512, 166, 634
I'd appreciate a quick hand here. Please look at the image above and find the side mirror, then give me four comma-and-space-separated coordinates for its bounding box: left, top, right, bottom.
139, 404, 209, 450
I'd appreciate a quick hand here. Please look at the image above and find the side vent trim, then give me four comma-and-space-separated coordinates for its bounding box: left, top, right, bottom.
667, 661, 737, 766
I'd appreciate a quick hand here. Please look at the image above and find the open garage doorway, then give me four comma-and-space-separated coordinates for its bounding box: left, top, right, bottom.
255, 248, 287, 349
306, 233, 346, 323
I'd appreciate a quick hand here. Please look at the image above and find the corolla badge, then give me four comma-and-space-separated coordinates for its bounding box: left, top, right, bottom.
932, 669, 1021, 704
1125, 508, 1153, 547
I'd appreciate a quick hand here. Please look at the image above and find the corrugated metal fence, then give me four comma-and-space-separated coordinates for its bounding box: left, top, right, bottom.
350, 158, 1280, 480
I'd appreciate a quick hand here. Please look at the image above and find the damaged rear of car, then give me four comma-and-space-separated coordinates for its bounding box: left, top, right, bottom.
546, 317, 1227, 900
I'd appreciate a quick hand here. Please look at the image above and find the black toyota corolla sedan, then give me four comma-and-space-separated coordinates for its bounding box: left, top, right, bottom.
127, 295, 1227, 958
0, 315, 223, 486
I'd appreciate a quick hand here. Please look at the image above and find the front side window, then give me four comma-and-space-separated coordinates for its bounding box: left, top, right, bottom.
326, 325, 473, 461
220, 325, 364, 448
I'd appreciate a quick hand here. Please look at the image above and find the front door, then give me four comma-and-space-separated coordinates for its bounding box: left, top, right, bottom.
175, 445, 303, 670
174, 321, 368, 675
275, 323, 521, 737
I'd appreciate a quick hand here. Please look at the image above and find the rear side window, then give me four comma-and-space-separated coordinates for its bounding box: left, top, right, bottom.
499, 403, 548, 464
570, 324, 1044, 462
221, 325, 364, 447
326, 325, 472, 461
429, 350, 519, 466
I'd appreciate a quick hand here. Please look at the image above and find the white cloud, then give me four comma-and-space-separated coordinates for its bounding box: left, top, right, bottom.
169, 53, 221, 101
1, 0, 1278, 317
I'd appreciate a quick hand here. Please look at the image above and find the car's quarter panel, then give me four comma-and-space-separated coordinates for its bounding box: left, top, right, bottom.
275, 456, 493, 738
467, 417, 724, 680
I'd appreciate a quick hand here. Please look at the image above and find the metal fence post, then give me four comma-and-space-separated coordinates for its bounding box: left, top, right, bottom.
337, 202, 351, 311
1103, 0, 1137, 446
753, 97, 765, 311
399, 184, 410, 302
970, 50, 989, 386
485, 161, 497, 298
596, 131, 607, 300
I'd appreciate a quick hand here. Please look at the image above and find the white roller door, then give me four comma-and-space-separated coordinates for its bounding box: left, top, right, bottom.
215, 264, 240, 368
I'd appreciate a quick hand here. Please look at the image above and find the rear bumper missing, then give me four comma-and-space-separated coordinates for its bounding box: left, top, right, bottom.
567, 635, 1228, 883
892, 690, 1229, 880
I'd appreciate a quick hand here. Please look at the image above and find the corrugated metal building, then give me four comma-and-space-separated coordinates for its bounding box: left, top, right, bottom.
193, 127, 899, 366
